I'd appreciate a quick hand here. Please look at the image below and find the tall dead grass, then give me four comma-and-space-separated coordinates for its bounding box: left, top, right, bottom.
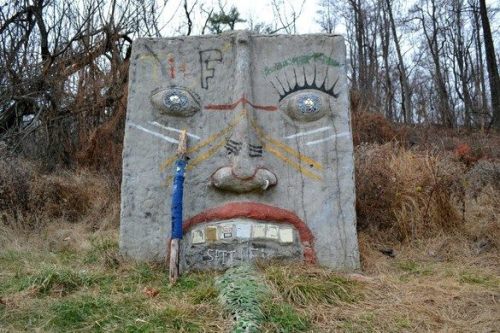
0, 155, 119, 232
355, 143, 465, 241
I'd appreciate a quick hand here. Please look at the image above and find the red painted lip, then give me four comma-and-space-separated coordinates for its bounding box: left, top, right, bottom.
183, 202, 316, 263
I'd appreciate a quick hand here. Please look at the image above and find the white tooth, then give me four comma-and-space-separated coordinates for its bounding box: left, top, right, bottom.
262, 179, 270, 190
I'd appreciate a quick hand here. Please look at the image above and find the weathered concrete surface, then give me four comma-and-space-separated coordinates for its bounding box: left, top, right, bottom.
120, 31, 360, 270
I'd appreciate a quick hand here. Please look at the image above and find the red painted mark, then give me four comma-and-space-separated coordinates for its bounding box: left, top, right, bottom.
183, 202, 317, 263
205, 96, 278, 112
179, 63, 187, 76
168, 56, 175, 79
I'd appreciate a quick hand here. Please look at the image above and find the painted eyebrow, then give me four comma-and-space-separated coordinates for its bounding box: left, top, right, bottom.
204, 96, 277, 111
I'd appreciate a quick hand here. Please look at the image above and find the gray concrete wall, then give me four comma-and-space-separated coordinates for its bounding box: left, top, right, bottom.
120, 31, 360, 270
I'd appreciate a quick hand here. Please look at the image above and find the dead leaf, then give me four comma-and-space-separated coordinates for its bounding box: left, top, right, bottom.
143, 287, 159, 298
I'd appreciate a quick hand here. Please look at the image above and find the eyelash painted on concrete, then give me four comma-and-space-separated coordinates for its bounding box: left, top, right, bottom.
129, 123, 179, 144
271, 66, 340, 101
284, 126, 333, 139
306, 132, 350, 146
149, 121, 201, 140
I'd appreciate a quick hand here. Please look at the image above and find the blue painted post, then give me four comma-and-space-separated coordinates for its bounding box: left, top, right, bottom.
169, 130, 187, 284
171, 159, 187, 240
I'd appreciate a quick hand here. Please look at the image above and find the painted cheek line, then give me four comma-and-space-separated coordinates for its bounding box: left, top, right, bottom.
306, 132, 350, 146
186, 139, 226, 171
265, 145, 322, 181
284, 126, 333, 139
149, 121, 201, 140
159, 113, 244, 172
129, 123, 179, 144
250, 119, 324, 171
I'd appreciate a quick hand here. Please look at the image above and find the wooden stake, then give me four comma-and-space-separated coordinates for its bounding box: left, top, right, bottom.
176, 129, 187, 157
169, 239, 180, 284
169, 130, 187, 285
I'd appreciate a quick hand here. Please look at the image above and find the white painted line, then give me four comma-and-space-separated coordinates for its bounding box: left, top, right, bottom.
129, 123, 179, 144
306, 132, 350, 146
149, 121, 201, 140
284, 126, 332, 139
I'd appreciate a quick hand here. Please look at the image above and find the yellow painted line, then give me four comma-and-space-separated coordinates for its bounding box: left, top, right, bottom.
265, 145, 322, 181
160, 156, 179, 173
186, 138, 226, 171
159, 113, 244, 172
164, 175, 173, 187
251, 120, 324, 170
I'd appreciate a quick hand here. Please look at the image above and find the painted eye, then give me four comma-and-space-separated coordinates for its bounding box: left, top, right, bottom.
151, 87, 200, 117
281, 90, 329, 122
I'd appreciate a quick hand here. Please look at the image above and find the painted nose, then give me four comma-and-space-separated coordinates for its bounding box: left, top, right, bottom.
210, 110, 277, 193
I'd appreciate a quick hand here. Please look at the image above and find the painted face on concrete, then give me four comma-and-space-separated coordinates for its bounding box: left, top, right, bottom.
121, 32, 359, 271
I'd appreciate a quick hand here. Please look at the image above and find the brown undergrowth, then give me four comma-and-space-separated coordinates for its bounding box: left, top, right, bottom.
0, 156, 119, 235
1, 118, 499, 331
355, 143, 466, 241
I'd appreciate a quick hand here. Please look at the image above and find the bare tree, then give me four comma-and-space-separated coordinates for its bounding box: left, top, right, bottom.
479, 0, 500, 129
316, 0, 338, 33
412, 0, 454, 127
269, 0, 305, 34
384, 0, 413, 123
0, 0, 168, 168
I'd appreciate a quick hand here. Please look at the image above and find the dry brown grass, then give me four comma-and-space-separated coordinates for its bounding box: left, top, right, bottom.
356, 143, 466, 241
259, 262, 360, 306
1, 124, 499, 331
0, 156, 119, 234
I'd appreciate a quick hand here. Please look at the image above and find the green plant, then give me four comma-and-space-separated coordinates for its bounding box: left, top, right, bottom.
216, 265, 270, 333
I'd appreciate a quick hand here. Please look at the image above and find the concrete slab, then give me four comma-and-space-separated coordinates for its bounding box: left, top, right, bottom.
120, 31, 360, 270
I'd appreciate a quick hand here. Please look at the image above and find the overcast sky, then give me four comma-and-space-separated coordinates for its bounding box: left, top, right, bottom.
160, 0, 498, 38
162, 0, 325, 35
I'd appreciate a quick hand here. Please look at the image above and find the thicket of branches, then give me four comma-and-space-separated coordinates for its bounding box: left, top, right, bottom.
0, 0, 498, 173
0, 0, 167, 170
318, 0, 500, 129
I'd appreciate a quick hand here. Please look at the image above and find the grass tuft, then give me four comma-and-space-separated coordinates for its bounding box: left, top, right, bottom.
263, 263, 361, 306
49, 295, 112, 329
396, 260, 433, 276
24, 266, 100, 295
262, 301, 311, 332
458, 272, 498, 287
189, 280, 218, 304
84, 236, 120, 268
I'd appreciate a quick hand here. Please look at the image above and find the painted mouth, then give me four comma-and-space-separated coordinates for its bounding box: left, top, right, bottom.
183, 202, 316, 263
